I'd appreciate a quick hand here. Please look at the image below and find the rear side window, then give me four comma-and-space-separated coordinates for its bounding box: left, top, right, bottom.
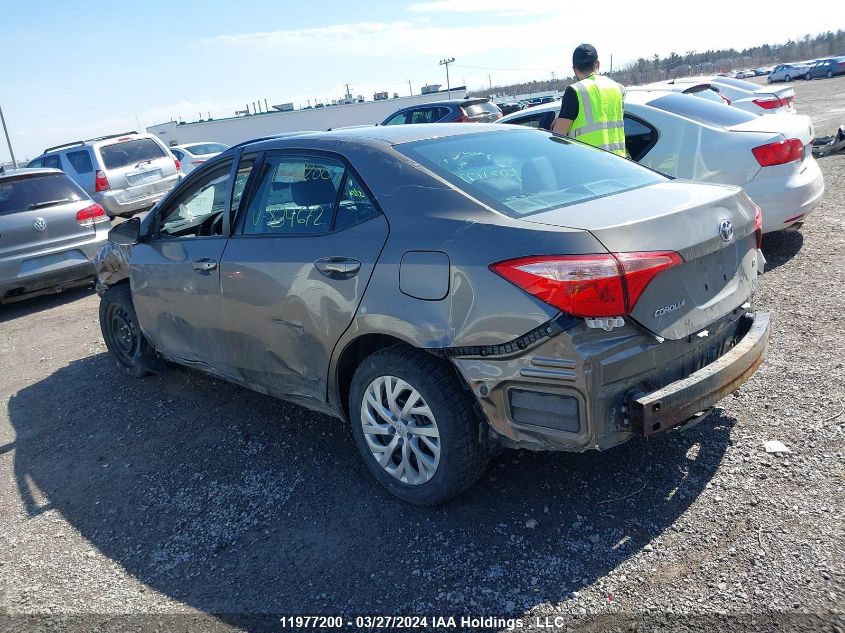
398, 130, 663, 218
647, 93, 757, 127
244, 156, 344, 235
624, 115, 658, 161
99, 139, 166, 170
66, 150, 93, 174
334, 174, 379, 231
464, 102, 500, 117
410, 108, 445, 124
43, 155, 62, 170
0, 174, 86, 215
184, 143, 228, 155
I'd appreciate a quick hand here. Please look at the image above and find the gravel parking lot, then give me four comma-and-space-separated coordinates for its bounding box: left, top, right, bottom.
1, 78, 844, 632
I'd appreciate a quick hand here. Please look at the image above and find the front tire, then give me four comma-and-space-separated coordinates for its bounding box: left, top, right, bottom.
767, 76, 773, 84
349, 346, 489, 505
99, 285, 163, 378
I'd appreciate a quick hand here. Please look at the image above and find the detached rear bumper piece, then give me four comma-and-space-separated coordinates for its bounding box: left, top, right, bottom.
628, 311, 770, 436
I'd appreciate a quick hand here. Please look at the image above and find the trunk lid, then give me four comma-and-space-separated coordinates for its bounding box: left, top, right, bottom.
0, 173, 95, 260
522, 181, 759, 340
729, 113, 815, 164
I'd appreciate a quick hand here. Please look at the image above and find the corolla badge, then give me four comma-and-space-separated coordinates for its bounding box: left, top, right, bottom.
33, 217, 47, 231
719, 219, 733, 242
654, 299, 686, 318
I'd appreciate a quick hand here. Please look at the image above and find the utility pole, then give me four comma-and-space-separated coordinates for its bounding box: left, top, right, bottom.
488, 74, 492, 91
0, 103, 17, 168
408, 79, 413, 96
440, 57, 455, 98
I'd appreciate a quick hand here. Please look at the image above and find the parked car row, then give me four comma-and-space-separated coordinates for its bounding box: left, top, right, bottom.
632, 76, 796, 115
767, 57, 845, 82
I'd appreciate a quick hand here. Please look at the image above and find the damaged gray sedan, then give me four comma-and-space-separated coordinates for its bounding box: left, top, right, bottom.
97, 124, 770, 505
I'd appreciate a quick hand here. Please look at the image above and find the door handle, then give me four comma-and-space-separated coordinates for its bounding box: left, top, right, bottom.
191, 258, 218, 272
314, 257, 361, 278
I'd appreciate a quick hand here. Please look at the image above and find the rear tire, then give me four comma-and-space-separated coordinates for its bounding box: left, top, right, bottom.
349, 345, 489, 505
99, 285, 164, 378
805, 72, 811, 80
785, 74, 791, 82
827, 70, 833, 79
767, 76, 773, 84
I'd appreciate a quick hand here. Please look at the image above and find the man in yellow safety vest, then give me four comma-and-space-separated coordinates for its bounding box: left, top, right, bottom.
551, 44, 627, 156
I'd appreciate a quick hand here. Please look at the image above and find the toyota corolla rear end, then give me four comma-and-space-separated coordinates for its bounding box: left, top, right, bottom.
398, 128, 770, 452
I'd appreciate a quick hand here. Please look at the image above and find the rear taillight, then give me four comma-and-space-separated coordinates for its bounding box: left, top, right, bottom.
752, 96, 788, 110
489, 251, 683, 318
76, 203, 108, 227
174, 158, 181, 171
752, 138, 803, 167
753, 205, 763, 250
455, 107, 470, 123
94, 169, 110, 192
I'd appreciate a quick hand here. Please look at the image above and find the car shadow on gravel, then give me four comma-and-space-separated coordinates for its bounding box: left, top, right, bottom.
762, 229, 804, 272
8, 354, 732, 630
0, 285, 95, 323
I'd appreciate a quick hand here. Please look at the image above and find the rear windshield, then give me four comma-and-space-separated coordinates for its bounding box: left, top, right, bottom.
648, 93, 757, 127
464, 102, 501, 116
0, 173, 86, 215
184, 142, 228, 155
99, 138, 167, 170
397, 130, 663, 218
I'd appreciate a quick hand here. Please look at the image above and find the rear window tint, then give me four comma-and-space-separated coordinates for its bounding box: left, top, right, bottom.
647, 93, 757, 127
464, 102, 500, 116
184, 143, 228, 155
66, 150, 93, 173
99, 139, 166, 170
398, 130, 663, 218
0, 174, 86, 215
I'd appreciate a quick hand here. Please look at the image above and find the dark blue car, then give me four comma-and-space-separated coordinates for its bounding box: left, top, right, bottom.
805, 57, 845, 79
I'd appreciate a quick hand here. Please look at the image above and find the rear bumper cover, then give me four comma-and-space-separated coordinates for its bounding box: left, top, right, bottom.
453, 311, 770, 452
628, 312, 770, 436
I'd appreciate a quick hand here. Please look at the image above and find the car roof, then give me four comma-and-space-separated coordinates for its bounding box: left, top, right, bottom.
40, 131, 159, 155
240, 122, 526, 151
0, 167, 64, 180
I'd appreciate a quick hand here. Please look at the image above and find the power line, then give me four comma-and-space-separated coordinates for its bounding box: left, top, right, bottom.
453, 63, 561, 72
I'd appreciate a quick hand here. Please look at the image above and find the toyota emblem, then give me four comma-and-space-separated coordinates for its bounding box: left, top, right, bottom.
33, 217, 47, 231
719, 219, 733, 243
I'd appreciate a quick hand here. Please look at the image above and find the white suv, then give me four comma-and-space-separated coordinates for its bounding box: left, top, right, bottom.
27, 132, 182, 218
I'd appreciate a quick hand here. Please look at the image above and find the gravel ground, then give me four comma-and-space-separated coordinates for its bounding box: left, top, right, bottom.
1, 80, 844, 633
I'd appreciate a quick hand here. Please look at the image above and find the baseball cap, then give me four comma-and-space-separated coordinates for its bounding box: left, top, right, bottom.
573, 43, 598, 67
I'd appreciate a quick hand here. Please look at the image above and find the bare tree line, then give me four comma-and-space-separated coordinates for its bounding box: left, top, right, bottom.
471, 30, 845, 99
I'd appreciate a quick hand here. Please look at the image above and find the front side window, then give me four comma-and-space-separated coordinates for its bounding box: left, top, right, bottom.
66, 150, 93, 174
99, 139, 167, 170
383, 112, 408, 126
244, 156, 344, 235
398, 129, 663, 218
157, 162, 232, 237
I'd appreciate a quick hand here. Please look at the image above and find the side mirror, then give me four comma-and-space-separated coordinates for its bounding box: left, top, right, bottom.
108, 216, 141, 245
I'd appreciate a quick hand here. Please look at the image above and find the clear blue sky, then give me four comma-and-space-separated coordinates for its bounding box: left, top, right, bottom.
1, 0, 840, 160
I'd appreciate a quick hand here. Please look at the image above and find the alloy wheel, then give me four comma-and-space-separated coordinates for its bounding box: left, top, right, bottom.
360, 375, 441, 485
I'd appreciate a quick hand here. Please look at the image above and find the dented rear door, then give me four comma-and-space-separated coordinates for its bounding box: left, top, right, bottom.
219, 152, 389, 407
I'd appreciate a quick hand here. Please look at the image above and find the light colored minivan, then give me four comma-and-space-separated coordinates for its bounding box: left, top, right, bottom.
27, 132, 182, 218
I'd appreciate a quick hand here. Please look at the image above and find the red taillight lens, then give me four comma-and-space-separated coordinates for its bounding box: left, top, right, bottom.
455, 107, 470, 123
489, 251, 683, 318
753, 205, 763, 249
75, 203, 108, 227
94, 169, 110, 192
752, 97, 786, 110
174, 158, 181, 171
751, 138, 803, 167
